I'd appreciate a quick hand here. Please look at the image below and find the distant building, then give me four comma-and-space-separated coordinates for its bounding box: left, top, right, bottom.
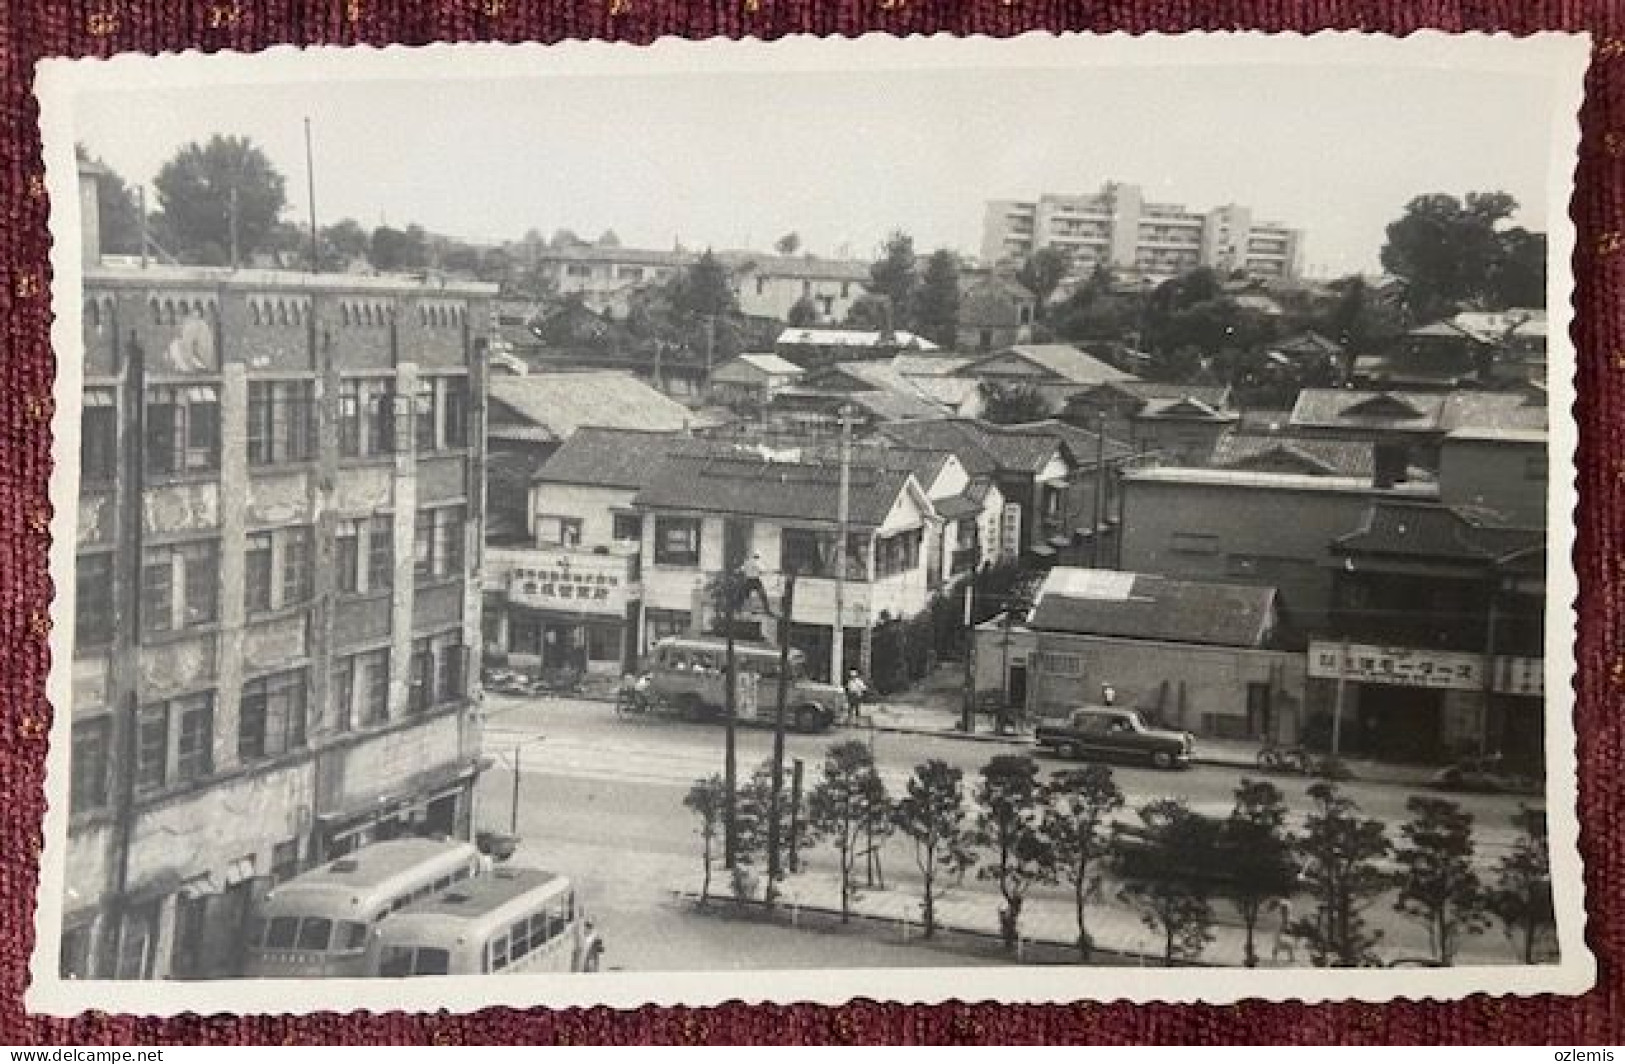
1287, 387, 1548, 480
707, 353, 806, 407
1060, 382, 1236, 465
956, 274, 1037, 353
953, 343, 1137, 416
718, 252, 871, 323
774, 327, 939, 370
982, 182, 1305, 283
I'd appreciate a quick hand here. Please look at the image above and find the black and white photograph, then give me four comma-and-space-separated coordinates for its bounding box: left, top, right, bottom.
29, 31, 1590, 1014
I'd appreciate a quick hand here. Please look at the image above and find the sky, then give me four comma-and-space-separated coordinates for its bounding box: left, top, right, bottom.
68, 54, 1566, 277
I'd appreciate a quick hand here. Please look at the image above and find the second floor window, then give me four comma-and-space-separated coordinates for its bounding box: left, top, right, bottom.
244, 527, 313, 616
334, 648, 391, 730
338, 378, 395, 458
75, 552, 114, 650
135, 692, 214, 794
780, 528, 869, 581
247, 380, 317, 466
368, 515, 394, 592
409, 634, 465, 713
145, 384, 220, 476
875, 529, 922, 578
414, 375, 471, 455
654, 517, 701, 567
239, 669, 307, 763
414, 506, 465, 584
141, 540, 218, 634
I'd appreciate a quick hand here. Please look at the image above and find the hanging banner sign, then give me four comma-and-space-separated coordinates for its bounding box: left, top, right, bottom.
1307, 641, 1483, 691
504, 553, 630, 616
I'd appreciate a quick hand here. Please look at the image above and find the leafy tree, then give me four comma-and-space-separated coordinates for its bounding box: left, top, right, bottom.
152, 134, 287, 266
775, 231, 802, 257
1117, 799, 1219, 964
1292, 782, 1393, 967
370, 224, 429, 273
1221, 779, 1300, 968
672, 249, 739, 320
1488, 228, 1547, 309
733, 759, 805, 903
1487, 805, 1555, 964
1017, 247, 1071, 314
914, 249, 961, 348
1393, 796, 1490, 966
844, 294, 892, 331
892, 759, 977, 939
808, 740, 890, 922
867, 231, 918, 331
1041, 765, 1124, 959
597, 229, 621, 248
321, 218, 371, 267
978, 381, 1050, 424
550, 228, 587, 248
75, 144, 143, 256
683, 775, 728, 906
972, 754, 1055, 950
1380, 191, 1531, 318
786, 295, 821, 328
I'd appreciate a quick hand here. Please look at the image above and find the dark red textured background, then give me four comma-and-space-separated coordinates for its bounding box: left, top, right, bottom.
1, 0, 1619, 1045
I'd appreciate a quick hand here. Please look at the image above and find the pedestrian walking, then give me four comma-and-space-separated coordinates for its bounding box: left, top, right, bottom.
844, 669, 870, 725
1100, 682, 1116, 706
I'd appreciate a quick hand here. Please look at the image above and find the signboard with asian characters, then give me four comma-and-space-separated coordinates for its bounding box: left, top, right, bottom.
506, 552, 631, 616
1492, 655, 1545, 697
1307, 641, 1483, 691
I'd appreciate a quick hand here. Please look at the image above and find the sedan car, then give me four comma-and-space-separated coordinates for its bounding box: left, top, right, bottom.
1034, 706, 1195, 770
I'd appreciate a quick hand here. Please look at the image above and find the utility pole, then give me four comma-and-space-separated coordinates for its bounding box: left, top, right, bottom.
765, 572, 797, 905
960, 580, 976, 733
509, 743, 521, 836
304, 117, 320, 273
1330, 637, 1349, 757
1090, 409, 1108, 568
722, 574, 739, 869
228, 186, 240, 270
831, 404, 853, 685
788, 758, 805, 873
137, 187, 149, 269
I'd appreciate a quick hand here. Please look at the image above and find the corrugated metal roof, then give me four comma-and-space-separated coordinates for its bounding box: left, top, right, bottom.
490, 372, 703, 438
1029, 567, 1276, 648
1333, 500, 1544, 561
1210, 433, 1377, 477
633, 453, 919, 528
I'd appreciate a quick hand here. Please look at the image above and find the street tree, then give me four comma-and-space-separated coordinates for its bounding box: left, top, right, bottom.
76, 145, 143, 256
775, 231, 802, 257
868, 231, 919, 330
1487, 805, 1555, 964
1117, 799, 1220, 964
978, 381, 1050, 424
1017, 247, 1072, 314
732, 759, 803, 903
1393, 796, 1490, 966
808, 740, 890, 922
844, 294, 893, 332
972, 754, 1056, 951
152, 134, 287, 266
1380, 191, 1527, 318
914, 249, 961, 348
892, 759, 977, 939
1292, 782, 1393, 967
1041, 765, 1125, 960
683, 774, 728, 907
321, 218, 372, 268
1488, 228, 1547, 309
1221, 779, 1300, 968
370, 224, 430, 273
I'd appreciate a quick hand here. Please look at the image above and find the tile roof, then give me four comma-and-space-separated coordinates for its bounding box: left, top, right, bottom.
715, 251, 871, 282
1028, 567, 1277, 648
892, 353, 976, 377
734, 353, 805, 376
1441, 390, 1549, 433
534, 428, 724, 488
490, 372, 702, 438
845, 388, 951, 423
879, 418, 1133, 476
1004, 420, 1139, 465
1210, 433, 1376, 477
960, 344, 1136, 386
632, 454, 919, 528
1333, 500, 1544, 561
935, 494, 984, 520
1289, 388, 1448, 432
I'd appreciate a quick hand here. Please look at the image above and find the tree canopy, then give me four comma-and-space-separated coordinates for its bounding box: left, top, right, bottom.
76, 145, 143, 257
152, 134, 287, 267
867, 231, 919, 333
1380, 191, 1543, 318
914, 249, 961, 347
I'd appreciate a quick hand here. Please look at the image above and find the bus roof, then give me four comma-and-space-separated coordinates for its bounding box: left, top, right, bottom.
654, 635, 802, 658
262, 838, 479, 912
375, 867, 569, 945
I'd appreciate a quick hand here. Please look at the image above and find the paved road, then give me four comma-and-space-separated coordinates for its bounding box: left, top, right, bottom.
475, 693, 1539, 971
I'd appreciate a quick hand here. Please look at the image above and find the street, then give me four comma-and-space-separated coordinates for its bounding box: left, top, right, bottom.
475, 693, 1542, 971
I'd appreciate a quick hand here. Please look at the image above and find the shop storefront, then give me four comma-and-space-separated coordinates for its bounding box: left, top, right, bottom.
484, 546, 640, 675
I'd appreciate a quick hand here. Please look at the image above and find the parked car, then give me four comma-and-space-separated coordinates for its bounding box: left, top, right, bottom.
1034, 706, 1195, 770
1429, 753, 1542, 796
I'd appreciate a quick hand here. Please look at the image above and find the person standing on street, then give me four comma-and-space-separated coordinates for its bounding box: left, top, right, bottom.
844, 669, 870, 725
741, 552, 774, 616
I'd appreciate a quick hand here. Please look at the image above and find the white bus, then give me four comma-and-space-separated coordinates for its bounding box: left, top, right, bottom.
242, 837, 484, 978
370, 866, 604, 977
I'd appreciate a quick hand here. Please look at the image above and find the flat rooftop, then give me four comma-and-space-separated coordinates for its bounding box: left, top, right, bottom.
1122, 466, 1440, 497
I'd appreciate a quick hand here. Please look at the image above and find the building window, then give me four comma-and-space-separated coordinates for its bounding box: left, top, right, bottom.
245, 533, 273, 614
876, 528, 921, 578
586, 624, 621, 663
239, 669, 307, 763
566, 264, 592, 278
536, 515, 583, 548
135, 704, 168, 794
612, 514, 642, 543
654, 517, 701, 567
443, 377, 469, 450
141, 540, 219, 634
645, 609, 690, 647
336, 521, 361, 595
81, 389, 118, 485
175, 694, 213, 782
338, 378, 395, 458
144, 384, 220, 476
282, 526, 313, 606
136, 692, 214, 793
367, 515, 394, 592
415, 506, 465, 583
333, 655, 355, 731
271, 839, 301, 885
246, 380, 316, 465
410, 634, 464, 713
781, 528, 869, 580
1035, 651, 1084, 676
245, 527, 312, 615
360, 649, 390, 725
75, 552, 114, 649
70, 717, 111, 814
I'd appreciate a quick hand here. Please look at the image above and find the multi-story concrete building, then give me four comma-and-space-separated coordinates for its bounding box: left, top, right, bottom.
64, 202, 493, 978
981, 182, 1304, 283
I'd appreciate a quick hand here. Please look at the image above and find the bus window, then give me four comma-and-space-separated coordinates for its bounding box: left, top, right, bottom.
414, 948, 450, 976
296, 918, 333, 951
378, 946, 451, 977
487, 934, 510, 972
337, 921, 369, 951
265, 917, 300, 949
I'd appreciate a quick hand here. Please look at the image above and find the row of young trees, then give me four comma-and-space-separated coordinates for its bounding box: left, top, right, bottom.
686, 748, 1556, 968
